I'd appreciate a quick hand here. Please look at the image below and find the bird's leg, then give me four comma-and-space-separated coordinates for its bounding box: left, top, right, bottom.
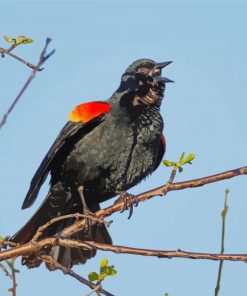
115, 191, 139, 219
77, 185, 95, 235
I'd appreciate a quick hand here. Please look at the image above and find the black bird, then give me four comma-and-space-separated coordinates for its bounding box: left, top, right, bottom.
11, 58, 172, 268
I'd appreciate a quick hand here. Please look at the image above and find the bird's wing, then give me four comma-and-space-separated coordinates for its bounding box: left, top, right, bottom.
153, 134, 166, 171
22, 101, 111, 209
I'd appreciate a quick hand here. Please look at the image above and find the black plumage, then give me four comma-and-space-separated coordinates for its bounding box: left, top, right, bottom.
11, 58, 172, 268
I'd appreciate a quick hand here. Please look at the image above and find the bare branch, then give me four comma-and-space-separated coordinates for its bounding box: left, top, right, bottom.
32, 213, 108, 242
0, 165, 246, 293
6, 258, 18, 296
84, 241, 247, 261
84, 284, 102, 296
2, 237, 247, 262
215, 189, 229, 296
0, 38, 55, 130
40, 255, 114, 296
0, 48, 41, 70
0, 262, 12, 278
0, 39, 46, 71
62, 165, 247, 237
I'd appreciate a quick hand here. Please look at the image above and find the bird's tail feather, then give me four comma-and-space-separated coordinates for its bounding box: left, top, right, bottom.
10, 181, 112, 269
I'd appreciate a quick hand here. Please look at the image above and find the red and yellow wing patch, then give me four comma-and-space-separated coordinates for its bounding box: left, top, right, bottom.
161, 134, 166, 152
69, 102, 111, 124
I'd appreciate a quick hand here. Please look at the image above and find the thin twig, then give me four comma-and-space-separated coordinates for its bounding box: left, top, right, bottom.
1, 48, 41, 70
84, 283, 102, 296
32, 213, 110, 242
1, 43, 16, 55
0, 240, 17, 249
0, 262, 12, 278
0, 41, 41, 70
6, 258, 18, 296
167, 167, 177, 184
0, 38, 55, 130
215, 189, 229, 296
40, 255, 114, 296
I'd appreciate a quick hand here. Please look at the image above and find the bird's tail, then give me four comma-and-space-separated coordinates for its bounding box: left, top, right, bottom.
10, 182, 112, 269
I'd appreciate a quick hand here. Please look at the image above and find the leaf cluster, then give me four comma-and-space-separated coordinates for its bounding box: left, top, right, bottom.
88, 258, 117, 283
163, 152, 195, 173
4, 35, 33, 46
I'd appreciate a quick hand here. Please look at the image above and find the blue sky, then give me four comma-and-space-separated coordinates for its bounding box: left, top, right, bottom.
1, 1, 247, 295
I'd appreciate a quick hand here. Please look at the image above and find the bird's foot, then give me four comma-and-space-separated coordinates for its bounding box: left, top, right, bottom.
82, 208, 97, 238
77, 185, 96, 237
115, 191, 139, 219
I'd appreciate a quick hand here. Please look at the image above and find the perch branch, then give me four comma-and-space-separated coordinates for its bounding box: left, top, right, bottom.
62, 165, 247, 237
0, 165, 246, 294
2, 238, 247, 262
32, 213, 108, 242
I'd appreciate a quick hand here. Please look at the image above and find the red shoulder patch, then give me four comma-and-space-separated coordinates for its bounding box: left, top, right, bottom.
69, 102, 111, 124
161, 134, 166, 151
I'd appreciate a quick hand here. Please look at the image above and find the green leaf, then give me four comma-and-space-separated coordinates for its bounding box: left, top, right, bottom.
100, 258, 108, 273
22, 38, 33, 44
106, 266, 117, 276
8, 36, 34, 46
163, 160, 175, 167
164, 293, 169, 296
15, 36, 27, 45
0, 236, 3, 242
179, 151, 185, 162
181, 153, 195, 165
16, 36, 33, 44
3, 35, 14, 43
15, 36, 26, 44
88, 272, 99, 282
98, 273, 107, 281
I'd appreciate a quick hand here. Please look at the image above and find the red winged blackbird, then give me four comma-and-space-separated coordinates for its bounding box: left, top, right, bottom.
11, 59, 172, 268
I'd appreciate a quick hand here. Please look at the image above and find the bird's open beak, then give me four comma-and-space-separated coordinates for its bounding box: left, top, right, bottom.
154, 61, 174, 83
154, 61, 173, 69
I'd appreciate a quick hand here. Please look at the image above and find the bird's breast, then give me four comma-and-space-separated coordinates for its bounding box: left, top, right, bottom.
62, 109, 163, 201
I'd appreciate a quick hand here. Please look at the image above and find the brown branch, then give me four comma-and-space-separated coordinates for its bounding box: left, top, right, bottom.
6, 258, 18, 296
62, 165, 247, 237
40, 255, 114, 296
167, 167, 177, 183
0, 241, 17, 249
0, 165, 246, 293
2, 237, 247, 262
31, 213, 108, 242
0, 38, 55, 130
0, 237, 88, 261
0, 43, 16, 56
0, 166, 246, 262
0, 41, 43, 71
0, 48, 41, 70
84, 241, 247, 261
84, 284, 102, 296
215, 189, 229, 296
0, 262, 12, 278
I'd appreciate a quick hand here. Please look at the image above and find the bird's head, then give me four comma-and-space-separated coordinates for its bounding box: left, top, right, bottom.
116, 58, 173, 107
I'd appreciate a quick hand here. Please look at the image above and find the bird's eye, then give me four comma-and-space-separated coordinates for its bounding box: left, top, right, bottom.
138, 68, 149, 75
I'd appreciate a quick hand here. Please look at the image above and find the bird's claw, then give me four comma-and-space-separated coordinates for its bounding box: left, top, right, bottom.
115, 191, 139, 219
83, 209, 96, 237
